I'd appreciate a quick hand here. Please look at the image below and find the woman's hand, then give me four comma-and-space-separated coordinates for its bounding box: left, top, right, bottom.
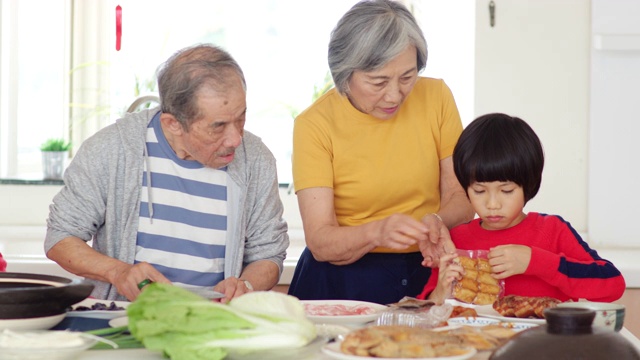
427, 252, 462, 304
374, 213, 430, 250
488, 245, 532, 279
419, 214, 455, 267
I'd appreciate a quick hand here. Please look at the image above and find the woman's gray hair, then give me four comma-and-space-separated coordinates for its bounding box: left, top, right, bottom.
156, 43, 246, 130
329, 0, 428, 95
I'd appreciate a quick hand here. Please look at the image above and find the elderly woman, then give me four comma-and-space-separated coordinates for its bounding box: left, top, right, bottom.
288, 0, 474, 304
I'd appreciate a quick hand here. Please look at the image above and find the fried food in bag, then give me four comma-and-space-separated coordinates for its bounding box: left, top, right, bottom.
451, 249, 504, 305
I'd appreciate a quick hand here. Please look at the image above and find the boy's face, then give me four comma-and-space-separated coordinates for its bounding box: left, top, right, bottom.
468, 181, 527, 231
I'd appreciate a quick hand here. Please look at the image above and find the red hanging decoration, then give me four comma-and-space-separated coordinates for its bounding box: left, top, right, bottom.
116, 5, 122, 51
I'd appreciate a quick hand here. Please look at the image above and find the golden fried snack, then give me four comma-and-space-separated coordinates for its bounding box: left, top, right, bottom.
449, 306, 479, 319
462, 268, 478, 280
457, 256, 477, 269
453, 286, 476, 303
477, 272, 498, 286
452, 254, 503, 305
340, 325, 472, 358
478, 283, 501, 295
458, 277, 479, 292
474, 292, 498, 305
477, 258, 492, 272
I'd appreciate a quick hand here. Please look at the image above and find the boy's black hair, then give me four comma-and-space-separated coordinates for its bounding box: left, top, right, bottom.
453, 113, 544, 204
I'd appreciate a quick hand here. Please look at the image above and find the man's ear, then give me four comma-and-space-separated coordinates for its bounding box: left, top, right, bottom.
160, 113, 185, 135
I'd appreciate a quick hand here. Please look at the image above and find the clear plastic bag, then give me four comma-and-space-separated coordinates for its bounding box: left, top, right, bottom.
377, 297, 453, 328
451, 249, 505, 305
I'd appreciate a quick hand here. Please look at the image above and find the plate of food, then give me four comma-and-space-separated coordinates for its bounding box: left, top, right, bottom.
66, 298, 130, 319
322, 326, 477, 360
301, 300, 387, 325
445, 297, 548, 325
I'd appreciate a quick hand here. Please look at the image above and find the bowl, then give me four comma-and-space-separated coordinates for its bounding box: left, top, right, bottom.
557, 301, 625, 331
0, 273, 94, 330
0, 330, 98, 360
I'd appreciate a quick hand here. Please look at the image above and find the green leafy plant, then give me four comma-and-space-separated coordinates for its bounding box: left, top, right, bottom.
40, 138, 71, 152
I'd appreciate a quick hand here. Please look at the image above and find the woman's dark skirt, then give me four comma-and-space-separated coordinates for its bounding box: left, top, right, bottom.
287, 247, 432, 305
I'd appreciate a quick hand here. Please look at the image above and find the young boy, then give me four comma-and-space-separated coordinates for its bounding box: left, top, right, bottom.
418, 113, 625, 304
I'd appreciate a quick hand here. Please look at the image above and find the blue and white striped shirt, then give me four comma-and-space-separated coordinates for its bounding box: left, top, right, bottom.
136, 114, 227, 290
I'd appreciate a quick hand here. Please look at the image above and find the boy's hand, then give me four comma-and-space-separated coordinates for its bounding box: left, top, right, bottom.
488, 245, 532, 279
428, 252, 463, 304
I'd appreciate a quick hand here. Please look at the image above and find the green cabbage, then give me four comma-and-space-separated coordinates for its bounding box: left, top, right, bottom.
126, 283, 317, 360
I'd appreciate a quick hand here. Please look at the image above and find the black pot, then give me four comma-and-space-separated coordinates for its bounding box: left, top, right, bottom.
490, 307, 640, 360
0, 272, 94, 319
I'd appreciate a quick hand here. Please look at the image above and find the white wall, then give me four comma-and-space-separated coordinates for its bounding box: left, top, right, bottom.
474, 0, 591, 236
589, 0, 640, 247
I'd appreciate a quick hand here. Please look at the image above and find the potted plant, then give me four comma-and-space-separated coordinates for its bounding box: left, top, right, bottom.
40, 138, 71, 180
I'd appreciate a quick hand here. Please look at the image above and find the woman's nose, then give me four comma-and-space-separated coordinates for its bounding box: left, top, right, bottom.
384, 81, 403, 103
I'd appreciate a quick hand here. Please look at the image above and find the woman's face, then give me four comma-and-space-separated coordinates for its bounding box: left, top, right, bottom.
468, 181, 527, 231
346, 45, 418, 120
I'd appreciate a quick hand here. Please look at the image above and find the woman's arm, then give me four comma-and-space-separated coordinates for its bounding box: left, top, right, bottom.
419, 156, 475, 266
297, 187, 431, 265
433, 156, 475, 229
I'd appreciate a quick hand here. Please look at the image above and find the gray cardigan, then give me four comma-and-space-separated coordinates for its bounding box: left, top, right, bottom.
45, 107, 289, 300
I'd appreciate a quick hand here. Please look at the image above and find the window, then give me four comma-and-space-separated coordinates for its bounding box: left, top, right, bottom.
0, 0, 474, 184
0, 0, 70, 178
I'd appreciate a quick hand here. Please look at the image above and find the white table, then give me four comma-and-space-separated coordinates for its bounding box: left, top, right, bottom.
77, 327, 640, 360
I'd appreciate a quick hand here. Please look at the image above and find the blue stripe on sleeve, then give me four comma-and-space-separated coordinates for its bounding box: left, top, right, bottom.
548, 214, 622, 279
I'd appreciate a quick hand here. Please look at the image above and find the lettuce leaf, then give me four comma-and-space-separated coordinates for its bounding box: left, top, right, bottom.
126, 283, 316, 360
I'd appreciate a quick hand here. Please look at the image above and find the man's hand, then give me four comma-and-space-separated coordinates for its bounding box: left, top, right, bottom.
212, 277, 253, 303
110, 261, 171, 301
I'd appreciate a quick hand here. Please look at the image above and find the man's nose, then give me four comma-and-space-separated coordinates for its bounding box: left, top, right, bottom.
223, 124, 243, 148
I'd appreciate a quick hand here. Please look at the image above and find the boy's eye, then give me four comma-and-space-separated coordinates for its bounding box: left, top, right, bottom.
472, 189, 485, 194
502, 189, 514, 194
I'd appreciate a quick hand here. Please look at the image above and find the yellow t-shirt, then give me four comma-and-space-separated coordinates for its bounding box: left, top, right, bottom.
292, 77, 463, 253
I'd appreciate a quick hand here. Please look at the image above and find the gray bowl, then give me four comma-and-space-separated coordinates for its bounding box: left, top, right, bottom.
0, 272, 94, 319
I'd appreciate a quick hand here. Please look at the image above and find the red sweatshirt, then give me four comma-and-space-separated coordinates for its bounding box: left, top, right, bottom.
0, 252, 6, 272
418, 212, 625, 302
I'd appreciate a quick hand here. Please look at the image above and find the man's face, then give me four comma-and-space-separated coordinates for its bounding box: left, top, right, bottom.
178, 79, 247, 169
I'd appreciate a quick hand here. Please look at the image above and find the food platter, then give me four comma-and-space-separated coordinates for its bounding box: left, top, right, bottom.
301, 300, 387, 325
445, 299, 546, 325
321, 341, 477, 360
67, 298, 130, 320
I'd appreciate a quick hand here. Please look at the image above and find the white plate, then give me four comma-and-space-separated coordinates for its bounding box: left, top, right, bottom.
0, 313, 66, 331
321, 341, 477, 360
445, 299, 546, 325
108, 316, 128, 328
66, 299, 130, 319
499, 321, 539, 332
447, 316, 501, 327
301, 300, 387, 325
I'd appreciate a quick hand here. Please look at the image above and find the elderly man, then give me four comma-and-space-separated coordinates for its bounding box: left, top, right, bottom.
45, 44, 289, 302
